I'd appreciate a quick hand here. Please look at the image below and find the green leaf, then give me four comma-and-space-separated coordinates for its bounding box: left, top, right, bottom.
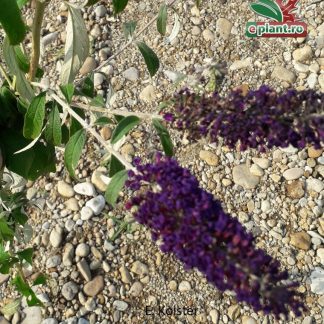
69, 107, 85, 137
0, 218, 14, 241
109, 155, 125, 177
137, 42, 160, 77
33, 274, 47, 286
123, 21, 137, 39
94, 116, 113, 126
105, 169, 128, 207
79, 74, 94, 98
11, 209, 28, 226
64, 129, 86, 178
0, 299, 21, 316
112, 0, 128, 14
45, 104, 62, 146
152, 119, 174, 156
17, 0, 29, 9
86, 0, 100, 5
23, 224, 33, 243
0, 244, 10, 263
157, 4, 167, 36
0, 0, 26, 45
0, 129, 55, 180
111, 116, 140, 144
90, 95, 105, 107
60, 4, 89, 84
60, 84, 75, 104
250, 0, 283, 22
3, 38, 34, 102
23, 92, 46, 139
17, 248, 33, 265
14, 46, 29, 72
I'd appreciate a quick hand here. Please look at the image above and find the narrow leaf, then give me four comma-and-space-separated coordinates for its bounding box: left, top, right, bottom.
33, 274, 47, 286
60, 84, 75, 104
123, 21, 137, 39
157, 4, 167, 36
136, 42, 160, 77
111, 116, 140, 144
60, 4, 89, 84
0, 0, 26, 45
64, 129, 86, 177
152, 118, 173, 156
109, 155, 125, 177
17, 248, 33, 265
45, 104, 62, 146
112, 0, 128, 14
3, 37, 34, 102
94, 116, 113, 126
23, 92, 46, 139
105, 169, 128, 207
165, 11, 181, 44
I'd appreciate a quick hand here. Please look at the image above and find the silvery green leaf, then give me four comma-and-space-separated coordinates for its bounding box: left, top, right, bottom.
60, 4, 89, 84
3, 37, 34, 102
0, 298, 21, 316
165, 11, 180, 44
23, 223, 33, 243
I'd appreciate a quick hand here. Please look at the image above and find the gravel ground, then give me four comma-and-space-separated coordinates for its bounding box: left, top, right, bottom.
1, 0, 324, 323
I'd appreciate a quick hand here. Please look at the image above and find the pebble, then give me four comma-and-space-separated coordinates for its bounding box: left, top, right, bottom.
286, 181, 304, 199
49, 226, 63, 248
0, 274, 9, 285
57, 181, 75, 198
62, 281, 79, 300
229, 57, 252, 71
306, 178, 324, 193
63, 243, 75, 266
65, 198, 79, 211
81, 206, 94, 221
202, 29, 214, 41
199, 150, 219, 166
241, 316, 257, 324
83, 276, 104, 297
317, 248, 324, 265
178, 280, 191, 292
113, 300, 128, 311
209, 310, 219, 324
319, 74, 324, 90
80, 57, 97, 76
46, 255, 61, 268
85, 195, 105, 215
94, 73, 105, 87
250, 164, 264, 177
131, 261, 149, 276
123, 67, 139, 81
41, 319, 58, 324
74, 183, 96, 196
271, 66, 296, 83
216, 18, 232, 39
307, 73, 318, 89
94, 5, 107, 18
21, 307, 42, 324
310, 267, 324, 294
233, 164, 260, 189
308, 147, 323, 158
168, 280, 177, 291
139, 85, 156, 102
261, 200, 271, 213
129, 282, 143, 297
192, 26, 201, 36
119, 265, 132, 284
283, 168, 304, 180
290, 232, 311, 250
76, 243, 90, 257
91, 170, 110, 192
227, 304, 240, 320
252, 158, 270, 169
293, 46, 313, 62
77, 259, 92, 282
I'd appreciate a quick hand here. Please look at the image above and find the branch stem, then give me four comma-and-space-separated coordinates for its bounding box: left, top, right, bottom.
0, 63, 14, 90
28, 0, 47, 81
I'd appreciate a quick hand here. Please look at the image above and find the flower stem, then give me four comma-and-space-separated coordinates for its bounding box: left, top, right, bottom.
28, 0, 47, 81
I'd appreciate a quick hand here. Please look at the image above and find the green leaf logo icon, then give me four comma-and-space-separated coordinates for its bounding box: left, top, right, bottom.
250, 0, 283, 22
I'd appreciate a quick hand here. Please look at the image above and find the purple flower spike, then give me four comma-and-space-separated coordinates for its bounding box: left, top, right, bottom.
126, 156, 306, 319
164, 86, 324, 150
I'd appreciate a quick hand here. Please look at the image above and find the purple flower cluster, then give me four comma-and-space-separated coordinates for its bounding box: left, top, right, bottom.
164, 85, 324, 151
125, 155, 305, 318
